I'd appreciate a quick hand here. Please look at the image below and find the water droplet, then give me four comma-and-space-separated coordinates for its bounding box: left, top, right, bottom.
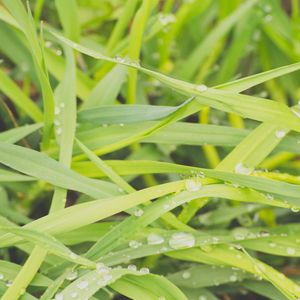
199, 296, 207, 300
103, 274, 113, 282
234, 162, 253, 175
195, 84, 208, 92
129, 240, 142, 249
66, 270, 78, 281
263, 4, 272, 13
96, 263, 110, 274
182, 271, 191, 279
163, 203, 170, 210
59, 103, 65, 108
169, 232, 195, 249
287, 247, 296, 255
115, 55, 125, 63
54, 119, 60, 126
140, 267, 149, 274
292, 104, 300, 118
69, 253, 78, 260
147, 233, 165, 245
128, 264, 137, 271
45, 41, 52, 48
264, 15, 273, 22
158, 13, 176, 26
185, 179, 202, 192
259, 230, 270, 237
54, 293, 64, 300
76, 280, 88, 289
291, 207, 299, 213
134, 208, 144, 217
56, 49, 62, 56
229, 274, 237, 282
5, 280, 13, 287
119, 123, 124, 127
55, 106, 61, 115
268, 242, 276, 248
70, 292, 77, 298
275, 130, 286, 138
56, 127, 62, 135
0, 274, 4, 280
158, 297, 166, 300
265, 194, 274, 201
212, 236, 219, 244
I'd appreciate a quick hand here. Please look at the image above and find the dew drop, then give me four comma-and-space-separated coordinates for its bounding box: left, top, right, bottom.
54, 293, 64, 300
0, 274, 4, 280
119, 123, 124, 127
45, 41, 52, 48
115, 55, 125, 63
147, 233, 165, 245
70, 292, 77, 298
128, 264, 137, 271
5, 280, 13, 287
158, 297, 166, 300
159, 13, 176, 26
229, 274, 237, 282
268, 242, 276, 248
291, 207, 299, 213
140, 267, 150, 274
287, 247, 296, 255
163, 203, 170, 210
134, 208, 144, 217
264, 15, 273, 22
182, 271, 191, 279
195, 84, 208, 92
129, 240, 142, 249
234, 162, 253, 175
66, 270, 78, 281
56, 127, 62, 135
76, 280, 88, 289
56, 49, 62, 56
275, 130, 287, 139
103, 274, 113, 282
265, 194, 274, 201
55, 106, 61, 115
199, 296, 207, 300
96, 263, 110, 274
169, 232, 195, 249
185, 179, 202, 192
69, 253, 78, 260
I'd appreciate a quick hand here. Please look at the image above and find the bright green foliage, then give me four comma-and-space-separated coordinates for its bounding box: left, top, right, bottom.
0, 1, 300, 300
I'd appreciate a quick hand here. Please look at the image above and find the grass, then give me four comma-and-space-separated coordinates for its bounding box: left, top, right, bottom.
0, 0, 300, 299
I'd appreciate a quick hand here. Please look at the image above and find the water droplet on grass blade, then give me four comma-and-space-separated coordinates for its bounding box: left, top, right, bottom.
169, 232, 195, 249
147, 233, 164, 245
182, 271, 191, 279
66, 270, 78, 281
55, 293, 64, 300
275, 130, 287, 138
128, 264, 137, 271
76, 280, 88, 289
134, 208, 144, 217
195, 84, 208, 92
185, 179, 202, 192
129, 240, 142, 249
140, 267, 149, 274
287, 247, 296, 255
0, 274, 4, 280
235, 162, 253, 175
70, 292, 77, 298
